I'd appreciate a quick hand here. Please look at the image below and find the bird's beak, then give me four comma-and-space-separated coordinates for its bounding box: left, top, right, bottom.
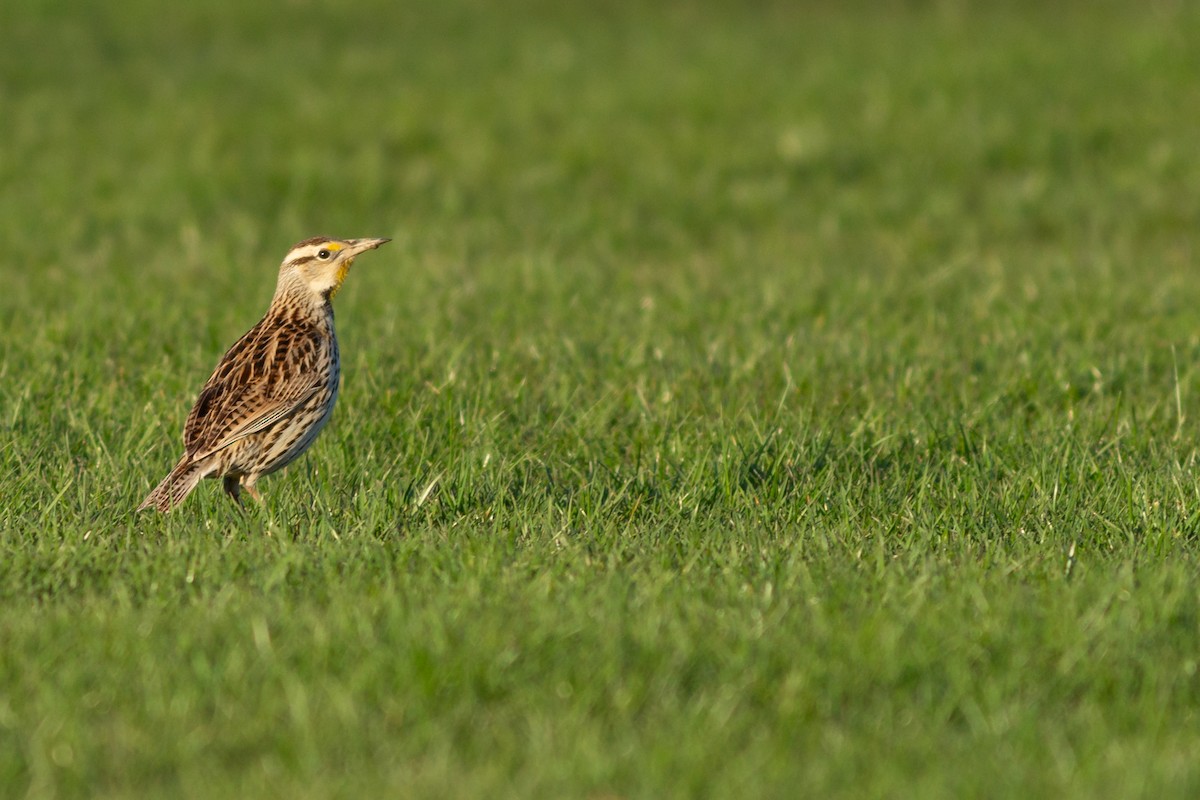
344, 237, 390, 256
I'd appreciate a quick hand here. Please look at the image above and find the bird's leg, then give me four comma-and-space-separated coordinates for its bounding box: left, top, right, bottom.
243, 479, 263, 503
223, 476, 243, 507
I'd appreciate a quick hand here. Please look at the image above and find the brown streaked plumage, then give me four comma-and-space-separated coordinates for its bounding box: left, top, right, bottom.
138, 236, 389, 513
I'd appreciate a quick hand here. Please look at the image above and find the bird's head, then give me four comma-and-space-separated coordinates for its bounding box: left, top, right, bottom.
276, 236, 390, 302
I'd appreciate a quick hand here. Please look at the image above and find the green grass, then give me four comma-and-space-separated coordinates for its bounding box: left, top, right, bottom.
3, 0, 1200, 796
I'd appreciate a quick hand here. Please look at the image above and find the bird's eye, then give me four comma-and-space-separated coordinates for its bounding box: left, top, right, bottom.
317, 249, 332, 260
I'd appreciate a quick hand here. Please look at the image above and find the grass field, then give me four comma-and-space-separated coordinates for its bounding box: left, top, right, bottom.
3, 0, 1200, 796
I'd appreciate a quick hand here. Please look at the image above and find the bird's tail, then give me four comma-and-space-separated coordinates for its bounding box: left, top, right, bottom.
138, 457, 211, 513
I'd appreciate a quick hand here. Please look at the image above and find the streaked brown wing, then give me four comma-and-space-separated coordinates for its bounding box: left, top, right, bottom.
183, 313, 328, 460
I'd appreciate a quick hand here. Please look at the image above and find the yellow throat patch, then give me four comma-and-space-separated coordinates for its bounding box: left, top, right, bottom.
329, 257, 354, 299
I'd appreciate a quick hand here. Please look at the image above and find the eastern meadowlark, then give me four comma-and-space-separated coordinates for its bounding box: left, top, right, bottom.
138, 236, 389, 513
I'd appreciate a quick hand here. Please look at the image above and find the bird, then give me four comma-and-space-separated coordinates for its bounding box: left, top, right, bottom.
138, 236, 390, 513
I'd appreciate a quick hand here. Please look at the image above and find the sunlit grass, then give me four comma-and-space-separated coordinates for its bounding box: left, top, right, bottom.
2, 1, 1200, 797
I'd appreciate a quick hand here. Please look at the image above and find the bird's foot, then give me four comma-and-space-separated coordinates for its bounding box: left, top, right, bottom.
223, 476, 243, 507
